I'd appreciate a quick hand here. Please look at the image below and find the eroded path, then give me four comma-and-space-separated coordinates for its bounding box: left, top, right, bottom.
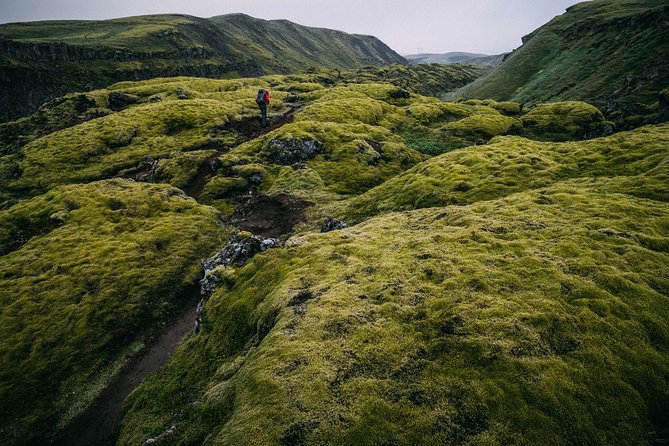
184, 106, 304, 199
47, 105, 308, 445
51, 303, 198, 446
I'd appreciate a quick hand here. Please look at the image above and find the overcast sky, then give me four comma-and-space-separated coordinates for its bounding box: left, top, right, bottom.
0, 0, 583, 54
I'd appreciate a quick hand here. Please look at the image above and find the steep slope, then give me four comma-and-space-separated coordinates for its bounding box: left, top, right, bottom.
117, 124, 669, 445
464, 53, 506, 68
455, 0, 669, 122
209, 14, 405, 73
0, 13, 406, 122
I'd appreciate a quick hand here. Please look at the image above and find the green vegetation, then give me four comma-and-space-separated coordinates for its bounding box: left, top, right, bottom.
454, 0, 669, 123
0, 13, 409, 122
0, 180, 231, 444
341, 124, 668, 222
0, 72, 632, 216
117, 122, 669, 444
520, 101, 611, 141
0, 53, 667, 444
336, 63, 488, 100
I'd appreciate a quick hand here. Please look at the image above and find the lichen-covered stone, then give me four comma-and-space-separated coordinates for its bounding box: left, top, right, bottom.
266, 138, 323, 165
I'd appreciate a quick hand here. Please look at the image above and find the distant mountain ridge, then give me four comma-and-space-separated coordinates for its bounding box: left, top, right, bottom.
453, 0, 669, 121
405, 52, 505, 67
0, 13, 407, 122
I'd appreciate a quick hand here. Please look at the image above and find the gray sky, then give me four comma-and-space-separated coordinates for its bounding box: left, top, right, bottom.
0, 0, 582, 54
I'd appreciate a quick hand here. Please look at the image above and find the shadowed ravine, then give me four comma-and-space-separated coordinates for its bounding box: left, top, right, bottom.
50, 303, 198, 446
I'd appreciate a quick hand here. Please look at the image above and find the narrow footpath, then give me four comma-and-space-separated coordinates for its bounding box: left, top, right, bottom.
51, 304, 198, 446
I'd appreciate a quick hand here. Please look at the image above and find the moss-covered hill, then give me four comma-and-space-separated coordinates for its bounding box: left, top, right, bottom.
0, 67, 667, 445
0, 13, 408, 122
453, 0, 669, 126
118, 124, 669, 445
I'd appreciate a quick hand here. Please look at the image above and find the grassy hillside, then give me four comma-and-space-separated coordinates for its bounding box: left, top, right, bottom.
0, 66, 666, 445
0, 13, 407, 122
406, 52, 488, 64
454, 0, 669, 125
117, 124, 668, 445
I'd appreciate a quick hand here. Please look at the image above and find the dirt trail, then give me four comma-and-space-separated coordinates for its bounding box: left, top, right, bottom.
51, 304, 198, 446
47, 106, 306, 445
183, 106, 304, 199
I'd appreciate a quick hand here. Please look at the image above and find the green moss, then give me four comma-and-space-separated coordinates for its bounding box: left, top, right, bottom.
406, 100, 472, 125
215, 119, 424, 197
118, 171, 669, 445
268, 166, 339, 201
463, 99, 522, 115
154, 150, 218, 189
444, 113, 523, 139
296, 97, 393, 126
2, 68, 668, 446
0, 179, 231, 444
9, 99, 245, 194
342, 123, 669, 222
200, 176, 249, 201
521, 101, 609, 141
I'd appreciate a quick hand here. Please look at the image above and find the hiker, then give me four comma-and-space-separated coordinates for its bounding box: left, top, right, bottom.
256, 88, 270, 128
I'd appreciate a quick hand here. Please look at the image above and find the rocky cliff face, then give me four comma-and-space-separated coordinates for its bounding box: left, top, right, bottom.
0, 14, 407, 122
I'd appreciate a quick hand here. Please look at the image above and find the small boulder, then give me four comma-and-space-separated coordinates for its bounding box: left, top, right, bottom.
321, 217, 348, 233
267, 138, 323, 165
107, 92, 140, 111
175, 88, 192, 100
49, 210, 69, 226
390, 88, 411, 99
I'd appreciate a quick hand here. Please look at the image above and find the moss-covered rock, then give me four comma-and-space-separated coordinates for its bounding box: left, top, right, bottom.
521, 101, 611, 141
443, 113, 523, 139
0, 179, 231, 444
2, 69, 667, 446
462, 99, 522, 115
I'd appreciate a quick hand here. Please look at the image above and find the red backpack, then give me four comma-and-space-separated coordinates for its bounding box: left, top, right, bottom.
256, 89, 270, 104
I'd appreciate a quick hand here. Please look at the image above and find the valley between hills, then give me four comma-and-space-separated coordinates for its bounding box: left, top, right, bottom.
0, 1, 668, 445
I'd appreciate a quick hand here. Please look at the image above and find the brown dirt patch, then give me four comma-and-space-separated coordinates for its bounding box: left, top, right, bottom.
229, 194, 311, 238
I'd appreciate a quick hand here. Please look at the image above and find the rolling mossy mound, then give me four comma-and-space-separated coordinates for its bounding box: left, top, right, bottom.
0, 67, 667, 445
340, 124, 668, 222
454, 0, 669, 124
520, 101, 611, 141
1, 72, 609, 212
117, 124, 669, 444
0, 180, 231, 444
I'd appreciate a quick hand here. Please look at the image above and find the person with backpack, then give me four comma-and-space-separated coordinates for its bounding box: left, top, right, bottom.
256, 88, 270, 128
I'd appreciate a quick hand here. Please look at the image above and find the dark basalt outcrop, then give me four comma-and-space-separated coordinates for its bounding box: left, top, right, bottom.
321, 217, 348, 233
267, 138, 324, 165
